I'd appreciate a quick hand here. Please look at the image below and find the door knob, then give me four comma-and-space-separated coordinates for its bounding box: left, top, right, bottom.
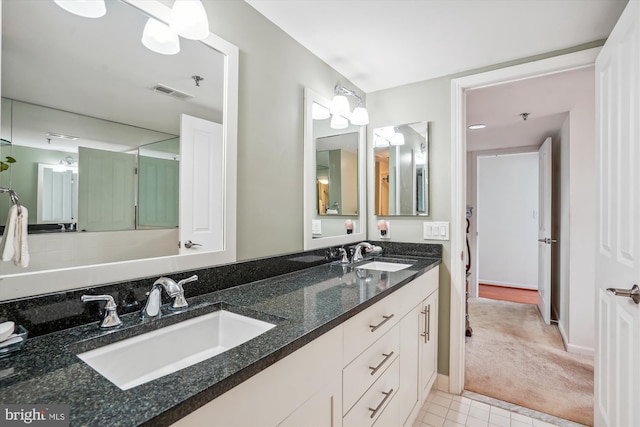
537, 237, 557, 244
606, 284, 640, 304
184, 240, 202, 249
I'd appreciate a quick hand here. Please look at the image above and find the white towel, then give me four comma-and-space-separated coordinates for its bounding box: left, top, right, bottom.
0, 205, 29, 267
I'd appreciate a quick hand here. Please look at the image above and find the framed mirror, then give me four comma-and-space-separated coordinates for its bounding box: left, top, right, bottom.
0, 0, 238, 300
303, 88, 366, 250
373, 122, 429, 216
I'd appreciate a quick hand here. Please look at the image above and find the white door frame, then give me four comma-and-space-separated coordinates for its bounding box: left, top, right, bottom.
448, 48, 600, 394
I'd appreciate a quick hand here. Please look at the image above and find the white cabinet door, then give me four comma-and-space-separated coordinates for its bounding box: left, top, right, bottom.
171, 326, 342, 427
278, 380, 341, 427
398, 303, 421, 425
420, 290, 438, 397
594, 2, 640, 426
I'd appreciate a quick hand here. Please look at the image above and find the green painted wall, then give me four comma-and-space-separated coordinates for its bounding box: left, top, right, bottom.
0, 145, 75, 224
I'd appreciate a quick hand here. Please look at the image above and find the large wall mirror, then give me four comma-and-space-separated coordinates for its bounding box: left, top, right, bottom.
373, 122, 429, 216
303, 88, 366, 250
0, 0, 239, 300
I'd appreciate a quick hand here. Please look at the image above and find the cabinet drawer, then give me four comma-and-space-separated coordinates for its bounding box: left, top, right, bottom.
343, 357, 400, 427
343, 289, 403, 363
343, 325, 400, 413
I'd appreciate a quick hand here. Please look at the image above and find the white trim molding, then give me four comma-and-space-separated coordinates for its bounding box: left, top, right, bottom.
449, 47, 601, 395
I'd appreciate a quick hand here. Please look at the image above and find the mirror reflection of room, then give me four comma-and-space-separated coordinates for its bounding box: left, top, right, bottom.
315, 132, 359, 216
374, 122, 429, 216
0, 0, 225, 275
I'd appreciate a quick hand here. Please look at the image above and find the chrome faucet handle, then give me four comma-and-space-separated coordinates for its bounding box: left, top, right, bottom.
81, 294, 123, 329
338, 248, 350, 264
170, 275, 198, 310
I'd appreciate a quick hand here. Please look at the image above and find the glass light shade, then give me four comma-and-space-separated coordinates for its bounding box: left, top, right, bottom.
142, 18, 180, 55
54, 0, 106, 18
351, 107, 369, 126
373, 135, 389, 148
330, 95, 350, 117
330, 114, 349, 130
170, 0, 210, 40
390, 132, 405, 146
312, 103, 330, 120
379, 126, 395, 138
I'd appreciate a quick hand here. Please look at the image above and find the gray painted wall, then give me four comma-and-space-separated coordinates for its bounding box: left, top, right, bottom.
364, 42, 603, 376
201, 1, 364, 261
202, 0, 604, 376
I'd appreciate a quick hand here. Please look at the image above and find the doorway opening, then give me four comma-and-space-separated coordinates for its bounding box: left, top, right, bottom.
463, 58, 594, 425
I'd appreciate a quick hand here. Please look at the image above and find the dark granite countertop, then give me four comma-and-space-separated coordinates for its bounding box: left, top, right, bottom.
0, 255, 440, 427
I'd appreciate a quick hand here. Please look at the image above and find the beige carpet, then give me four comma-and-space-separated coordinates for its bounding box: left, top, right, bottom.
465, 298, 594, 426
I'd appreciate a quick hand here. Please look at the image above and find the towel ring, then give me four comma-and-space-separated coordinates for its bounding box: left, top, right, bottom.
0, 187, 21, 214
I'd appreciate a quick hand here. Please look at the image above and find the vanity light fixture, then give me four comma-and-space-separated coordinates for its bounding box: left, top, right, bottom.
373, 126, 404, 147
312, 102, 330, 120
170, 0, 210, 40
390, 129, 405, 146
330, 114, 349, 130
54, 0, 106, 18
142, 18, 181, 55
468, 123, 486, 130
329, 85, 369, 129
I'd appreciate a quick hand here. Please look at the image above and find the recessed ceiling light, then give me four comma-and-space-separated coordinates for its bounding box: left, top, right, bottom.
47, 132, 78, 141
468, 124, 486, 130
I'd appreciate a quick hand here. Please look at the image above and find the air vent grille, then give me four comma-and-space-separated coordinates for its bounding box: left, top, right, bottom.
152, 84, 193, 100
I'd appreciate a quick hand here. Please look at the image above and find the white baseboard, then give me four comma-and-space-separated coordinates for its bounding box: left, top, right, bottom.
566, 342, 594, 357
557, 320, 594, 357
436, 374, 450, 393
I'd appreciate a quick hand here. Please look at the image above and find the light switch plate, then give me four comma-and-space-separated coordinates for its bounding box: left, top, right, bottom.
423, 221, 449, 240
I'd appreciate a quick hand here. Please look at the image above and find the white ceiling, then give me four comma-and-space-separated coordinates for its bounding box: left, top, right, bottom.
466, 66, 595, 151
245, 0, 627, 93
245, 0, 625, 150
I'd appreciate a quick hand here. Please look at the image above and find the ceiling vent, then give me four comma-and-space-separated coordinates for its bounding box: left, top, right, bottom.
152, 84, 193, 100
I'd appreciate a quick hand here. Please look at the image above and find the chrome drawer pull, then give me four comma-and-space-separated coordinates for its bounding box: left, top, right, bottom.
369, 351, 395, 376
420, 305, 431, 343
368, 388, 394, 419
369, 314, 394, 332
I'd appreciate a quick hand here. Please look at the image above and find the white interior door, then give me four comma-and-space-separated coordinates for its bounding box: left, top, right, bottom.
595, 2, 640, 426
537, 137, 552, 325
179, 114, 224, 255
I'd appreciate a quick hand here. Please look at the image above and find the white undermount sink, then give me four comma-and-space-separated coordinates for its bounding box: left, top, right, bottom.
356, 261, 413, 272
77, 310, 275, 390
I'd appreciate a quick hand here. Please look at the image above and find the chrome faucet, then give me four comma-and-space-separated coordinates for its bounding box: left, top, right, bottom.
352, 242, 383, 263
81, 294, 122, 329
141, 275, 198, 319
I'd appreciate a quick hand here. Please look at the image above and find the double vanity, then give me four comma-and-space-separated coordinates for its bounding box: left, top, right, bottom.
0, 243, 440, 426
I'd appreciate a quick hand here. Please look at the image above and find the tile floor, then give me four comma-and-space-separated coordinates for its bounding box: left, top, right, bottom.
412, 390, 583, 427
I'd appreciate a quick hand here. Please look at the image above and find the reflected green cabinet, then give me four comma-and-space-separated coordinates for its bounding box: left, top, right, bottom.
78, 147, 135, 232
